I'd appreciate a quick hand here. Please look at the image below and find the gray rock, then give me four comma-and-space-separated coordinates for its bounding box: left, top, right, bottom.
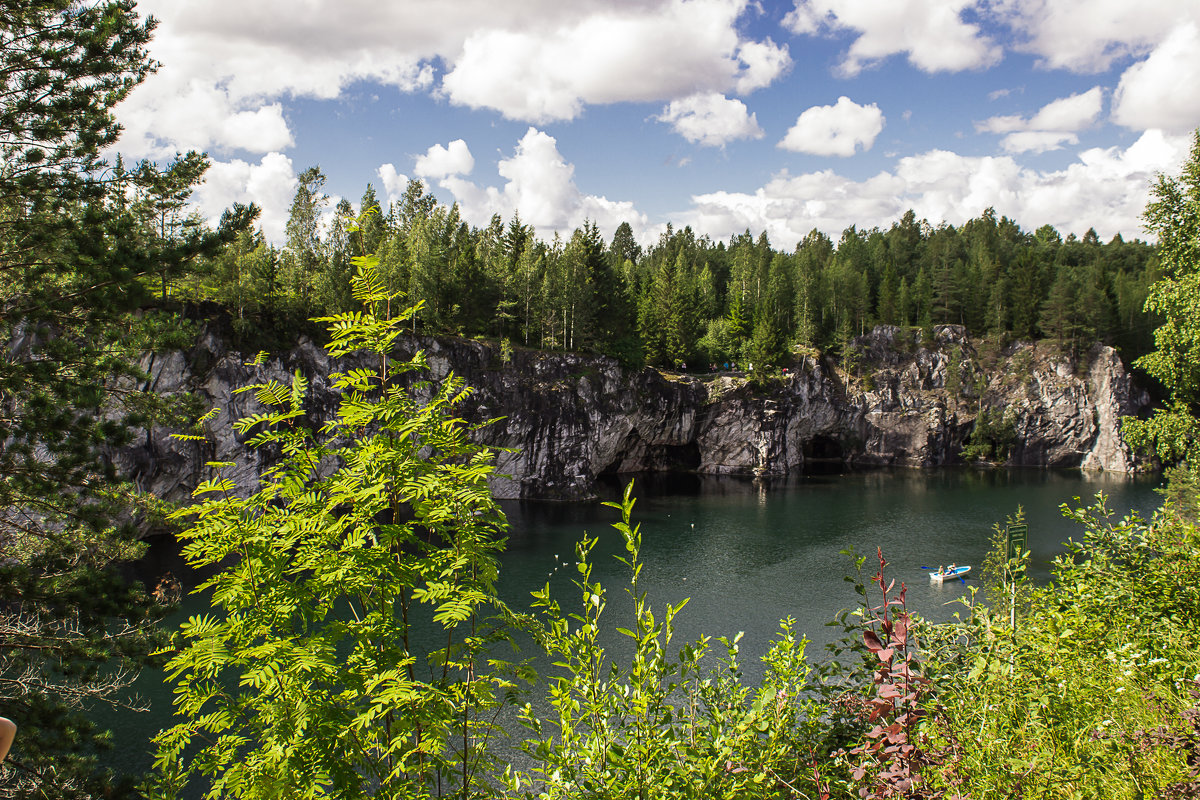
110, 326, 1153, 503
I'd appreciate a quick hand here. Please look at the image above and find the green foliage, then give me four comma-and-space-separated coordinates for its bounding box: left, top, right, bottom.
809, 494, 1200, 799
1123, 130, 1200, 465
640, 250, 701, 368
149, 256, 519, 799
976, 508, 1034, 613
119, 310, 204, 352
1158, 463, 1200, 523
1, 4, 252, 796
512, 481, 827, 800
942, 345, 963, 400
920, 496, 1200, 798
960, 407, 1017, 462
180, 182, 1160, 377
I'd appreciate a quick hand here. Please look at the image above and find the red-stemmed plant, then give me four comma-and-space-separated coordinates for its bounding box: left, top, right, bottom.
844, 548, 965, 800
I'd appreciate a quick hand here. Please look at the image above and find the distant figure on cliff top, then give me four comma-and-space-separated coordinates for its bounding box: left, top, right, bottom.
0, 716, 15, 763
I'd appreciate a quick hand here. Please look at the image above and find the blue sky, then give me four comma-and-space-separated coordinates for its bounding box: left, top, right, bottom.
115, 0, 1200, 248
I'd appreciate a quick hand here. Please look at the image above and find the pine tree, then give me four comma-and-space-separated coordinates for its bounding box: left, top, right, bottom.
725, 284, 750, 346
130, 150, 210, 299
407, 206, 451, 333
877, 264, 900, 325
887, 210, 925, 278
898, 276, 912, 329
749, 306, 786, 370
985, 270, 1010, 339
314, 197, 356, 314
1, 3, 254, 795
576, 220, 634, 357
608, 220, 642, 267
913, 266, 934, 341
641, 252, 698, 367
764, 252, 795, 337
793, 230, 831, 346
1009, 250, 1046, 340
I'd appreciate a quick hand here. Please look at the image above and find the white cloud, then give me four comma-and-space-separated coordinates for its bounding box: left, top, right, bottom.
679, 130, 1190, 246
115, 2, 444, 159
734, 39, 792, 94
220, 105, 294, 152
414, 140, 475, 181
377, 164, 411, 208
423, 128, 647, 241
999, 131, 1079, 154
119, 0, 791, 157
657, 94, 764, 147
779, 97, 885, 156
1028, 88, 1105, 131
783, 0, 1001, 76
440, 0, 791, 122
991, 0, 1200, 73
977, 87, 1103, 153
117, 76, 295, 160
193, 153, 299, 242
1112, 23, 1200, 133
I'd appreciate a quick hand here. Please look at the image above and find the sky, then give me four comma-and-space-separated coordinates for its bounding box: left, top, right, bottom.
113, 0, 1200, 249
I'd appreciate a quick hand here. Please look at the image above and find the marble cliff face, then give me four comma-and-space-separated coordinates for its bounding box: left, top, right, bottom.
115, 325, 1151, 503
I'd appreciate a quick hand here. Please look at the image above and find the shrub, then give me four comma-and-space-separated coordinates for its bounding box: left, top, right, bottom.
148, 255, 521, 800
921, 496, 1200, 798
512, 482, 828, 800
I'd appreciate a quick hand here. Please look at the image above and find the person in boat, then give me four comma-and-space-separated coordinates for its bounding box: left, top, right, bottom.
947, 563, 957, 573
937, 565, 944, 576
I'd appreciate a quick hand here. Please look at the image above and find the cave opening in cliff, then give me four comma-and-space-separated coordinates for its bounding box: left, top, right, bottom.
598, 439, 702, 476
803, 436, 845, 473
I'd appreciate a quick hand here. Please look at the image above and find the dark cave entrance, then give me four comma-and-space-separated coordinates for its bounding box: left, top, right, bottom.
598, 430, 702, 476
803, 435, 845, 474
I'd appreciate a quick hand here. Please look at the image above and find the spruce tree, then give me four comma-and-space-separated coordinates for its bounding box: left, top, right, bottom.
875, 264, 898, 326
355, 184, 385, 256
793, 230, 830, 346
608, 220, 642, 266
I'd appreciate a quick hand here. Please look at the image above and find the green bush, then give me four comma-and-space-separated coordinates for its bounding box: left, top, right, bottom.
512, 483, 828, 800
148, 256, 522, 799
961, 407, 1017, 462
144, 259, 1200, 800
920, 496, 1200, 799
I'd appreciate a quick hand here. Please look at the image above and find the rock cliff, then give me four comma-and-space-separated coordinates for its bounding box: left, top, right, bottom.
113, 325, 1151, 503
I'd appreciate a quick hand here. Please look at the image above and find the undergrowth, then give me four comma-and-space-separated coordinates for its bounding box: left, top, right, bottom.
508, 486, 1200, 799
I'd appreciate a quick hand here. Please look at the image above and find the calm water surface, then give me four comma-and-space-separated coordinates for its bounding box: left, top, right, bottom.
113, 468, 1161, 782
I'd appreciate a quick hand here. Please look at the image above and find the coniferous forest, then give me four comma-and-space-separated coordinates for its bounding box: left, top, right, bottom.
174, 171, 1163, 370
4, 3, 1200, 800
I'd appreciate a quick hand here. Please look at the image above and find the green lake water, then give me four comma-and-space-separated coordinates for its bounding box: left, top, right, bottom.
109, 467, 1162, 784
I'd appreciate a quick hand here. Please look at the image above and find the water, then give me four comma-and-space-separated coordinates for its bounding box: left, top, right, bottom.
111, 468, 1162, 784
